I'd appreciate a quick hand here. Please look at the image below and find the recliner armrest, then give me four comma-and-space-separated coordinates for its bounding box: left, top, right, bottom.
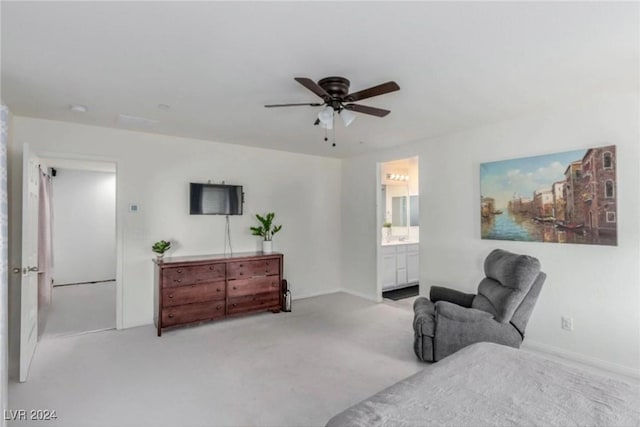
435, 300, 494, 322
430, 286, 475, 308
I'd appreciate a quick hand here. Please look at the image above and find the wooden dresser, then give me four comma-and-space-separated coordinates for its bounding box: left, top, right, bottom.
154, 252, 283, 336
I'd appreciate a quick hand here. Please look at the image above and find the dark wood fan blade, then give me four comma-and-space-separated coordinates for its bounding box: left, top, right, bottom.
314, 118, 320, 125
344, 104, 390, 117
294, 77, 331, 100
264, 102, 323, 108
345, 81, 400, 102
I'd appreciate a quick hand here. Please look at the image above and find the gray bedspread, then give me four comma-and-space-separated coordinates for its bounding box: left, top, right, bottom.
326, 342, 640, 427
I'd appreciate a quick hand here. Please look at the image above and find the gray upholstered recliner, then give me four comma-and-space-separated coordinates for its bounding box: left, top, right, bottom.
413, 249, 546, 362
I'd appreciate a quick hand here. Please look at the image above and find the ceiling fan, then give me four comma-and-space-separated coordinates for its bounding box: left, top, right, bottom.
265, 77, 400, 128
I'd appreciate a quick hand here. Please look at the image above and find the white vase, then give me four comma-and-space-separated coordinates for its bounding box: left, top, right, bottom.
262, 241, 273, 253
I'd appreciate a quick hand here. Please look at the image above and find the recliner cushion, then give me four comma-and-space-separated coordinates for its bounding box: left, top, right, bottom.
472, 249, 541, 323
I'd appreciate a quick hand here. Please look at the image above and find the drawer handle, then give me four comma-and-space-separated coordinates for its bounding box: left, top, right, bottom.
216, 305, 222, 310
168, 314, 174, 318
239, 272, 244, 276
233, 286, 236, 290
177, 269, 182, 273
168, 294, 174, 299
174, 279, 182, 283
217, 288, 221, 292
232, 303, 237, 307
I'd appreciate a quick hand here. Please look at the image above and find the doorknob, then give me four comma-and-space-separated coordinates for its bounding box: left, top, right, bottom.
28, 266, 38, 272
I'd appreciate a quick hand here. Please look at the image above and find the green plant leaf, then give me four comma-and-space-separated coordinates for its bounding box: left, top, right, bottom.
152, 239, 171, 254
250, 212, 282, 241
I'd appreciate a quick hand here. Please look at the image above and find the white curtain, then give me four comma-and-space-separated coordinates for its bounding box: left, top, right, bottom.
38, 168, 54, 317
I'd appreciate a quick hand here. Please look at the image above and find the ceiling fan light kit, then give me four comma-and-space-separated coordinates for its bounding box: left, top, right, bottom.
319, 118, 333, 130
318, 105, 335, 125
265, 76, 400, 146
339, 109, 356, 127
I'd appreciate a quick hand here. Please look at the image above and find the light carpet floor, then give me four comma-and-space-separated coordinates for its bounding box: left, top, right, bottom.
9, 292, 424, 427
44, 281, 116, 337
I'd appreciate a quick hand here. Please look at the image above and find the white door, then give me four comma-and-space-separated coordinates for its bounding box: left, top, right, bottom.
20, 143, 39, 382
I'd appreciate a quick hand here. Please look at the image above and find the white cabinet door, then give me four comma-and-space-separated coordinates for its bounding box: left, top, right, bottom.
395, 247, 408, 286
407, 250, 420, 284
396, 267, 408, 286
381, 246, 397, 290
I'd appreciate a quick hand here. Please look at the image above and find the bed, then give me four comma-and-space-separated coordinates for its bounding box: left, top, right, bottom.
326, 342, 640, 427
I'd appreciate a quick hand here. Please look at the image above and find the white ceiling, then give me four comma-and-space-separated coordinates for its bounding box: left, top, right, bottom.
1, 2, 638, 158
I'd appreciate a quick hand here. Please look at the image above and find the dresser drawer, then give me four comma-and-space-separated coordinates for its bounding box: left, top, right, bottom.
162, 263, 226, 287
162, 282, 225, 307
227, 292, 280, 315
227, 258, 279, 279
228, 276, 280, 298
162, 301, 225, 327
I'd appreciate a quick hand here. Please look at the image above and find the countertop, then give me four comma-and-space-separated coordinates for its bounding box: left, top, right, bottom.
381, 240, 419, 246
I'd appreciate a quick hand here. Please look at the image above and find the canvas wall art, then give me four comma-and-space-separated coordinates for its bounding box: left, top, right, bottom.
480, 145, 617, 246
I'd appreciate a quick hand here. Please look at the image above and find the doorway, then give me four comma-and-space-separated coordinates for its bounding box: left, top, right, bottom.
377, 156, 420, 304
41, 160, 117, 337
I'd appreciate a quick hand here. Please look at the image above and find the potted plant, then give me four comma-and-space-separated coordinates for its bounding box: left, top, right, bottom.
250, 212, 282, 253
152, 240, 171, 261
383, 222, 392, 242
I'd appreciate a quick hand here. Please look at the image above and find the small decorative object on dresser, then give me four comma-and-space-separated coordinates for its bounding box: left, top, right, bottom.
154, 252, 284, 336
152, 239, 171, 260
250, 212, 283, 253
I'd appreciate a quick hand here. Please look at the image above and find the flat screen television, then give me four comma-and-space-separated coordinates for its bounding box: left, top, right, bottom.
190, 183, 243, 215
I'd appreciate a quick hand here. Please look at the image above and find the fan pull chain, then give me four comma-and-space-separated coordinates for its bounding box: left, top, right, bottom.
332, 123, 336, 147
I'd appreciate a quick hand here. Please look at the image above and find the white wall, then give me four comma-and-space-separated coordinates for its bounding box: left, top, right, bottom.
10, 118, 342, 332
342, 91, 640, 375
52, 169, 116, 285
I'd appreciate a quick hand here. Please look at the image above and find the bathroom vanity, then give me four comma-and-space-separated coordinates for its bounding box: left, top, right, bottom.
381, 242, 419, 291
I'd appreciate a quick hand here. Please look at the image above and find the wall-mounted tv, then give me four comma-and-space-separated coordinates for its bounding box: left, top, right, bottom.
190, 183, 244, 215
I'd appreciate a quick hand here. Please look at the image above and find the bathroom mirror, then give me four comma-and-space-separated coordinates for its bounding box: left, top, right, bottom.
392, 196, 407, 226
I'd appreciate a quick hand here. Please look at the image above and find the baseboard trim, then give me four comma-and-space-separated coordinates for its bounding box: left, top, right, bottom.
339, 289, 379, 302
522, 339, 640, 379
54, 279, 116, 287
292, 288, 380, 303
292, 288, 343, 301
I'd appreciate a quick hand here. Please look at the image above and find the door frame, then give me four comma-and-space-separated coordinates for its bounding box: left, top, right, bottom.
36, 151, 123, 330
375, 162, 384, 302
376, 156, 420, 302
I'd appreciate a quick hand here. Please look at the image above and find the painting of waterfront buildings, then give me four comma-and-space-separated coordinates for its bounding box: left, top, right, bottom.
480, 145, 617, 246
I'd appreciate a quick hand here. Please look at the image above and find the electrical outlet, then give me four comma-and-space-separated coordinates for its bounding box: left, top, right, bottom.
561, 316, 574, 331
